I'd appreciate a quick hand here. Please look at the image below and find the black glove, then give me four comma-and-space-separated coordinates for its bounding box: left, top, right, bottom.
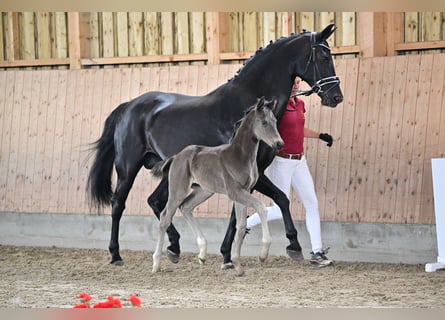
319, 133, 333, 147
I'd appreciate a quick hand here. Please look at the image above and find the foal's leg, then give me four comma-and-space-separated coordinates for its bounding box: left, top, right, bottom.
179, 186, 213, 264
147, 177, 182, 263
231, 202, 247, 276
152, 198, 182, 273
220, 174, 303, 264
230, 189, 272, 275
254, 174, 302, 260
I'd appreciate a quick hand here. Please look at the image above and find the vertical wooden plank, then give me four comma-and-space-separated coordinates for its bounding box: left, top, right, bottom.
420, 54, 445, 224
0, 71, 12, 208
57, 70, 76, 213
406, 55, 433, 224
381, 55, 408, 223
405, 12, 419, 55
36, 12, 51, 59
39, 70, 59, 211
68, 12, 81, 69
347, 58, 372, 222
4, 71, 23, 210
227, 12, 240, 52
144, 12, 160, 56
262, 12, 276, 45
422, 12, 442, 54
3, 13, 15, 60
19, 12, 35, 59
298, 12, 315, 32
333, 58, 359, 222
359, 57, 385, 222
322, 59, 346, 221
160, 12, 174, 63
206, 12, 220, 65
54, 12, 68, 59
65, 70, 84, 213
101, 12, 114, 59
386, 12, 404, 57
128, 12, 144, 57
22, 70, 42, 211
0, 14, 4, 60
48, 69, 68, 212
30, 70, 49, 211
242, 12, 258, 51
76, 69, 96, 214
394, 55, 421, 224
87, 13, 100, 59
190, 12, 205, 66
372, 56, 397, 222
115, 12, 129, 63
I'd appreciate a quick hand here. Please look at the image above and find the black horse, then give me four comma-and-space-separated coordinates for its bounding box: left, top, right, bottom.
87, 24, 343, 267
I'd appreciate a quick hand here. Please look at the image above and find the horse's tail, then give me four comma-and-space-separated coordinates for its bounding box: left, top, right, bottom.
151, 157, 174, 179
87, 102, 128, 209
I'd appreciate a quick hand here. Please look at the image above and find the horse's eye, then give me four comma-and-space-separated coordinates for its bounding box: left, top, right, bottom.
262, 120, 268, 126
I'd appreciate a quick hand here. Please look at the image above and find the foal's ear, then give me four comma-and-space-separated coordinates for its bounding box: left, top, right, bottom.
267, 97, 278, 113
317, 24, 336, 42
256, 96, 266, 110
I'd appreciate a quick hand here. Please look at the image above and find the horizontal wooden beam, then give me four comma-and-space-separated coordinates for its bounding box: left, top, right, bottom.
395, 40, 445, 51
80, 53, 208, 66
0, 58, 70, 67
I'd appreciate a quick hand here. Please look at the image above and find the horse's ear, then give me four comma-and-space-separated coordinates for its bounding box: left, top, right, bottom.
317, 24, 336, 42
268, 97, 278, 113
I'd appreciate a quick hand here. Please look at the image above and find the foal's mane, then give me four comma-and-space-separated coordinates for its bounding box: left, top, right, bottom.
229, 103, 257, 142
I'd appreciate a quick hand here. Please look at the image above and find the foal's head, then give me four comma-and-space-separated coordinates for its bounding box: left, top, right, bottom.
250, 97, 284, 151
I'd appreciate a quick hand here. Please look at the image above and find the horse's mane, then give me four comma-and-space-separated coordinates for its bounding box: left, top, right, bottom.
229, 103, 258, 142
228, 31, 309, 82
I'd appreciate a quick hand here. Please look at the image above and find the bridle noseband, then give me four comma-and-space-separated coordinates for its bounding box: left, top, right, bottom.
297, 32, 340, 97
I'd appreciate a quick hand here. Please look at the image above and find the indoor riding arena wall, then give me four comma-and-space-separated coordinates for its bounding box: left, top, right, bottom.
1, 54, 444, 264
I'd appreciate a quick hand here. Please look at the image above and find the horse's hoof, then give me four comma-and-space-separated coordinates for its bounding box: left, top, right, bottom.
259, 256, 267, 263
286, 248, 304, 261
235, 268, 245, 277
220, 262, 234, 270
167, 249, 180, 264
111, 260, 124, 266
198, 258, 206, 265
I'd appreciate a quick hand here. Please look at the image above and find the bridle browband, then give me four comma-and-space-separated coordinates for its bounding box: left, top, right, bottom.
297, 32, 340, 97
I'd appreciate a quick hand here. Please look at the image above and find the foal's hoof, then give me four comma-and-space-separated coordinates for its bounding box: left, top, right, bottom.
220, 262, 235, 270
198, 258, 206, 265
167, 249, 180, 264
111, 259, 124, 267
286, 248, 304, 261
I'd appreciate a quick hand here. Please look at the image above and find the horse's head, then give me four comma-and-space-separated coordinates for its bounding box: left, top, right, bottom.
252, 97, 284, 151
297, 24, 343, 108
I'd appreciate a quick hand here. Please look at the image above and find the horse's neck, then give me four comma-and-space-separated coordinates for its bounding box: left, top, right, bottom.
228, 115, 259, 161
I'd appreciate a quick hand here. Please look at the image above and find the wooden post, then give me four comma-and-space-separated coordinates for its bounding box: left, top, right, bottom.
386, 12, 404, 56
357, 12, 387, 57
68, 12, 81, 69
206, 12, 220, 65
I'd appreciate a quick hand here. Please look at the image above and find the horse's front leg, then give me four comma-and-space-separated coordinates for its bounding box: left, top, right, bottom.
147, 177, 181, 264
232, 202, 247, 276
254, 174, 303, 261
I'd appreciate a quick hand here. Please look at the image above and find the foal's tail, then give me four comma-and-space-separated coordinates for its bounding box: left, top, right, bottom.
151, 157, 174, 179
86, 102, 128, 209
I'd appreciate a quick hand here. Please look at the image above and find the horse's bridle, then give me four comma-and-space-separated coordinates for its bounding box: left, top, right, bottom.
297, 32, 340, 97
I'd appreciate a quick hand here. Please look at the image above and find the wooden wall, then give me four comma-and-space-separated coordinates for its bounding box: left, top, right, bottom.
1, 54, 444, 225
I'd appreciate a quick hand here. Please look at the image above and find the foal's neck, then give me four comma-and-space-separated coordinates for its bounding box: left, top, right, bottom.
229, 114, 259, 159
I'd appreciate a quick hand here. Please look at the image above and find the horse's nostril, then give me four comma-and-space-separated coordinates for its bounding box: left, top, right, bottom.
334, 95, 343, 102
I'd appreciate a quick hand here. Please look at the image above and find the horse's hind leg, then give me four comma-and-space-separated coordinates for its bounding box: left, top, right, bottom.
180, 186, 213, 264
220, 205, 237, 268
109, 165, 141, 265
147, 177, 181, 263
